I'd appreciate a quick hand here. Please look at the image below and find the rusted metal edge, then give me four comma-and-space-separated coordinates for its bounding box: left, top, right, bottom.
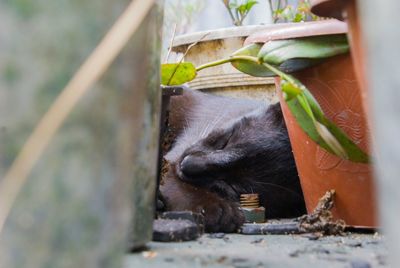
241, 222, 303, 235
155, 86, 185, 212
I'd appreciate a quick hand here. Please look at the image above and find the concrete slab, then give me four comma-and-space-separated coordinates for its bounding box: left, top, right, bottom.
125, 233, 387, 268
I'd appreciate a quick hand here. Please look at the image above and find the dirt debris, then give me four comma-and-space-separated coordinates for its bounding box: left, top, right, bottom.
160, 159, 170, 185
298, 190, 346, 235
161, 123, 176, 154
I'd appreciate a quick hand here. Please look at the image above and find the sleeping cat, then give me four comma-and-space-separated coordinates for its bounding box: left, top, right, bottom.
160, 88, 306, 232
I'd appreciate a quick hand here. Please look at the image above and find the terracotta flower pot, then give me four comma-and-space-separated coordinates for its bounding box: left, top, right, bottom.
246, 20, 377, 227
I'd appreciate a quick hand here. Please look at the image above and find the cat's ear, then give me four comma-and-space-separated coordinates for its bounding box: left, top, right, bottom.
266, 103, 284, 127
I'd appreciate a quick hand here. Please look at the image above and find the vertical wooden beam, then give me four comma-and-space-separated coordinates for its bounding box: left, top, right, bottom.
128, 1, 164, 250
358, 1, 400, 266
0, 1, 163, 266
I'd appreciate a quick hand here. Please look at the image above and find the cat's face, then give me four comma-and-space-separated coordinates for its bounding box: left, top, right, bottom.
160, 96, 306, 232
177, 105, 284, 199
160, 92, 305, 231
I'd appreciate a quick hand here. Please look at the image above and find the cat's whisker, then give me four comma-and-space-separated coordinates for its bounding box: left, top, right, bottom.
208, 111, 230, 138
184, 117, 190, 129
200, 112, 224, 138
208, 112, 224, 132
252, 181, 303, 198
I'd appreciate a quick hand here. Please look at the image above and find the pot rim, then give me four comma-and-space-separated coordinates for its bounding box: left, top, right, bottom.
244, 19, 347, 45
172, 24, 292, 49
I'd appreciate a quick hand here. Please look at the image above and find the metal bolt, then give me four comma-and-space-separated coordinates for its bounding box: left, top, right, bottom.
240, 194, 266, 223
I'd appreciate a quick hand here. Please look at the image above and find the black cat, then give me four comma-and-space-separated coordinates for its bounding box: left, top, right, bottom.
160, 89, 306, 232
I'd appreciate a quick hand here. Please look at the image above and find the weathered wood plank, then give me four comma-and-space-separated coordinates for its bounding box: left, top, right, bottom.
0, 1, 163, 266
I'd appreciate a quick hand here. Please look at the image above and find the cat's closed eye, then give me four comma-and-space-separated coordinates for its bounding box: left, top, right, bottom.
205, 126, 235, 150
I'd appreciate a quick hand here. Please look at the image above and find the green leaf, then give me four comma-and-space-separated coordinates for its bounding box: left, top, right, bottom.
285, 94, 327, 146
258, 35, 349, 66
237, 0, 258, 13
237, 4, 246, 12
247, 0, 258, 7
230, 44, 276, 77
296, 88, 348, 159
231, 35, 349, 76
229, 3, 238, 9
275, 8, 283, 15
297, 92, 315, 121
314, 120, 348, 159
228, 0, 238, 9
293, 13, 304, 22
281, 79, 302, 100
281, 77, 370, 163
161, 62, 197, 86
281, 5, 295, 21
304, 90, 370, 163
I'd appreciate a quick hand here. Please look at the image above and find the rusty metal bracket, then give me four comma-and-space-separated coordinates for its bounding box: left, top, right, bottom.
155, 86, 185, 211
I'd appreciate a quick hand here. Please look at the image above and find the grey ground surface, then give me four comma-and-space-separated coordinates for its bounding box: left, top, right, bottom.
125, 233, 387, 268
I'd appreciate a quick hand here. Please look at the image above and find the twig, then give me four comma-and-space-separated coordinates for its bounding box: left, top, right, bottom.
181, 32, 209, 60
268, 0, 275, 22
239, 11, 247, 26
229, 8, 239, 26
221, 0, 238, 26
166, 32, 210, 85
164, 23, 177, 63
0, 0, 156, 235
235, 8, 241, 26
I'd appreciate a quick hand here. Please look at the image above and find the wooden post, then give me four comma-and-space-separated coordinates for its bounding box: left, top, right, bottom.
0, 1, 163, 266
358, 1, 400, 266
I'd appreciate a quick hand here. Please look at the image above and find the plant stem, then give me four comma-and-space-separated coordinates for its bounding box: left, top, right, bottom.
223, 2, 239, 26
230, 9, 240, 25
239, 10, 250, 25
268, 0, 275, 22
196, 58, 235, 71
261, 61, 299, 86
275, 0, 282, 23
164, 23, 177, 63
235, 9, 241, 25
196, 55, 303, 90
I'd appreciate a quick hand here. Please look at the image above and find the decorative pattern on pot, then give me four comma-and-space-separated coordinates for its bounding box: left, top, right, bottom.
304, 78, 370, 173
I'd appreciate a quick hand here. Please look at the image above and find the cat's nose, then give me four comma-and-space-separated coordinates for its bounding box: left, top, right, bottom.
180, 154, 205, 178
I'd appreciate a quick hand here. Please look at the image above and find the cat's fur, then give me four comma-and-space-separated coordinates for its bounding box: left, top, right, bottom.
160, 89, 306, 232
